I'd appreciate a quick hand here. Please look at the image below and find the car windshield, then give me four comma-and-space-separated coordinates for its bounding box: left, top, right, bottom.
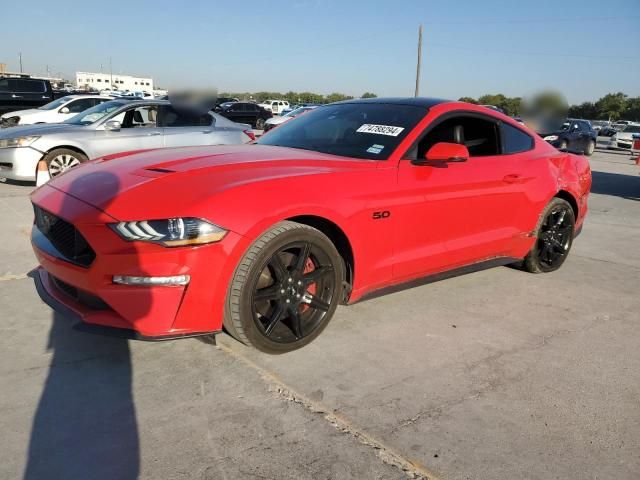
38, 97, 71, 111
623, 125, 640, 133
257, 103, 427, 160
64, 101, 124, 125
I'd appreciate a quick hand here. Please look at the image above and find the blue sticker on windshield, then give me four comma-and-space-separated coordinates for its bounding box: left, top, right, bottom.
366, 144, 385, 154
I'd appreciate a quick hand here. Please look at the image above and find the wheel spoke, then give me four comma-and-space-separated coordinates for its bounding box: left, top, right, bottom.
288, 307, 304, 339
254, 285, 280, 302
264, 302, 286, 336
554, 210, 566, 227
306, 294, 330, 312
303, 265, 333, 284
294, 242, 311, 273
269, 253, 288, 281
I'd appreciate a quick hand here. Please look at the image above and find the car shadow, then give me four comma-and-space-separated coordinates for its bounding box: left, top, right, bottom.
25, 170, 142, 480
590, 170, 640, 201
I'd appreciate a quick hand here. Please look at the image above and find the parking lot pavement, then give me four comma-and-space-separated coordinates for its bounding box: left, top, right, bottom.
1, 149, 639, 479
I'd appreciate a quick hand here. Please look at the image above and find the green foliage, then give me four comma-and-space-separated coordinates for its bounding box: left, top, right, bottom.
595, 92, 628, 120
218, 90, 640, 121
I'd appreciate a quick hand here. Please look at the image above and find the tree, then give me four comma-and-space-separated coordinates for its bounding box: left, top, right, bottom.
623, 97, 640, 121
568, 102, 598, 120
325, 92, 353, 103
595, 92, 627, 120
361, 92, 377, 98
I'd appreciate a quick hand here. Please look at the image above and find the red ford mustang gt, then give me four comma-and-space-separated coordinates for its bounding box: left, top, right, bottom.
30, 98, 591, 353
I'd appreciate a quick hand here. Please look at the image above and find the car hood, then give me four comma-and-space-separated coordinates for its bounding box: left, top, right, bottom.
0, 122, 83, 138
265, 116, 290, 125
41, 144, 376, 221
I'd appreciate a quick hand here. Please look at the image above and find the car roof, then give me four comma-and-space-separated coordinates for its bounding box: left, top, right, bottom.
333, 97, 449, 108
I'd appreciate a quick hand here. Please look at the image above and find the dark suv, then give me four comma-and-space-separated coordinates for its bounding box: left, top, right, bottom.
0, 77, 55, 116
540, 118, 597, 156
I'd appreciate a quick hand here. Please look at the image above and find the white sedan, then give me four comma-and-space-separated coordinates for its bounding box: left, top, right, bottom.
263, 106, 318, 132
0, 95, 112, 127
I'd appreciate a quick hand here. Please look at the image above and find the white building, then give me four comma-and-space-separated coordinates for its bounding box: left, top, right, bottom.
75, 71, 154, 93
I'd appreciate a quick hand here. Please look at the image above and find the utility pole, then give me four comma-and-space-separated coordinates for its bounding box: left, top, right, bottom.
414, 24, 423, 97
19, 52, 23, 73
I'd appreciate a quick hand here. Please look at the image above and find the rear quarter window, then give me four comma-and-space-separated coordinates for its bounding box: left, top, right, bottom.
501, 122, 534, 154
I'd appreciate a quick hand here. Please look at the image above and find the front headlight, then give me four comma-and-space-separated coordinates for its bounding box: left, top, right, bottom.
0, 136, 39, 148
109, 218, 227, 247
543, 135, 558, 141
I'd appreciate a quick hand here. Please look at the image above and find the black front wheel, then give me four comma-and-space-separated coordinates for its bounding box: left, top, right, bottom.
523, 197, 575, 273
225, 221, 344, 354
585, 139, 595, 156
255, 117, 265, 129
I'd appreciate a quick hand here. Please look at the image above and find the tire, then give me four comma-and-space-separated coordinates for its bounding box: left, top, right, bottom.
585, 139, 595, 156
523, 197, 575, 273
255, 117, 265, 130
44, 148, 88, 178
225, 221, 344, 354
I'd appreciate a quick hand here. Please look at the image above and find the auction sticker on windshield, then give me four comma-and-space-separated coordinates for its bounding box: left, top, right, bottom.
356, 124, 405, 136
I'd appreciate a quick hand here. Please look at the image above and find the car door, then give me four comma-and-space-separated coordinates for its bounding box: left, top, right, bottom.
159, 105, 223, 147
394, 113, 532, 280
90, 104, 163, 158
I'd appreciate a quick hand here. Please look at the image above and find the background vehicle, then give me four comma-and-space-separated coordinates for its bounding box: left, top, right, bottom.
258, 99, 290, 115
0, 95, 112, 127
540, 118, 597, 155
30, 98, 591, 354
591, 120, 610, 134
0, 99, 253, 182
263, 105, 318, 132
215, 101, 272, 129
280, 103, 322, 115
0, 77, 56, 116
608, 123, 640, 150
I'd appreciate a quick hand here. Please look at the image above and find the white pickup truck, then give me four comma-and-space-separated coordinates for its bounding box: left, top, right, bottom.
258, 99, 290, 115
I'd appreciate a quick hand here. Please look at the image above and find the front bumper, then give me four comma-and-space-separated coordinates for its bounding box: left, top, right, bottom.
31, 185, 246, 339
0, 146, 43, 181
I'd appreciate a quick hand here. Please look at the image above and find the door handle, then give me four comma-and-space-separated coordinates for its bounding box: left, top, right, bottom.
201, 130, 212, 134
503, 174, 523, 184
146, 131, 161, 136
11, 94, 22, 98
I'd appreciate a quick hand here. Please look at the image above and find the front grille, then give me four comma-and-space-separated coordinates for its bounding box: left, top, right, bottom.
51, 276, 111, 311
617, 142, 631, 149
33, 205, 96, 267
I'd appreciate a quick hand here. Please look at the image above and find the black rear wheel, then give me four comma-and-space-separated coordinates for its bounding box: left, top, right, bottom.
255, 117, 265, 129
523, 197, 575, 273
225, 221, 343, 353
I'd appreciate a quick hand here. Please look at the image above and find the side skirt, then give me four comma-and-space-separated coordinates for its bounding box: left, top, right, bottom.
354, 257, 521, 303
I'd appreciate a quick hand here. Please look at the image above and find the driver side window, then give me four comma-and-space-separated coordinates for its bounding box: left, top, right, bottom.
416, 115, 500, 159
113, 105, 158, 128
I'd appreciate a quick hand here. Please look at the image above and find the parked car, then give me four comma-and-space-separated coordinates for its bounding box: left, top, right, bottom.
263, 105, 318, 132
215, 101, 272, 129
0, 95, 112, 127
215, 97, 239, 106
590, 120, 610, 134
280, 103, 322, 115
29, 98, 591, 353
608, 123, 640, 150
0, 99, 254, 182
540, 118, 597, 155
0, 77, 56, 116
258, 99, 290, 115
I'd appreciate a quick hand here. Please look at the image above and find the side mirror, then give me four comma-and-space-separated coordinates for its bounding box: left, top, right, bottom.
60, 107, 70, 114
415, 142, 469, 165
104, 120, 122, 131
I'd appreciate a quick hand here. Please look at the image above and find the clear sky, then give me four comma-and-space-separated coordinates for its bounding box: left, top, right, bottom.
2, 0, 639, 103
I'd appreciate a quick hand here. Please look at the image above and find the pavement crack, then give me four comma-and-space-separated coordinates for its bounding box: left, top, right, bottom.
216, 339, 442, 480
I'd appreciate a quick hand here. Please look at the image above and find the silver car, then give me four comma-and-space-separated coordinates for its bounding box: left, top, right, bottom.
0, 99, 253, 182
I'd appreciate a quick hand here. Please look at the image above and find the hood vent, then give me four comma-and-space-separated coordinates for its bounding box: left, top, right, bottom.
145, 167, 175, 174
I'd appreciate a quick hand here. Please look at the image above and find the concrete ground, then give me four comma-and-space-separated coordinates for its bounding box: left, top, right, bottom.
0, 147, 638, 480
